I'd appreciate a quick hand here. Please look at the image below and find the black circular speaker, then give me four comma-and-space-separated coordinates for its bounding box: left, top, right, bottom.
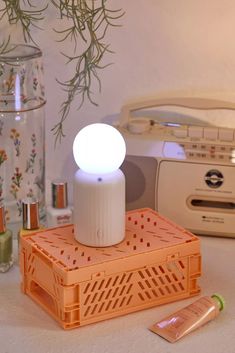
204, 169, 224, 188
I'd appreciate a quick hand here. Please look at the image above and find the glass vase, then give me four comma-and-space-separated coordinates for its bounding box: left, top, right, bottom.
0, 44, 46, 237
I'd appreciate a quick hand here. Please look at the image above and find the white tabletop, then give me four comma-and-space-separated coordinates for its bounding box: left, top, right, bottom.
0, 236, 234, 353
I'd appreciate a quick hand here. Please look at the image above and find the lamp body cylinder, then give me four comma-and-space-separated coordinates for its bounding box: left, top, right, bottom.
74, 169, 125, 247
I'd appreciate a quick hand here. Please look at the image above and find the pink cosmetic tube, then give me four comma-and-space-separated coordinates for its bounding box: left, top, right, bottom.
149, 294, 225, 343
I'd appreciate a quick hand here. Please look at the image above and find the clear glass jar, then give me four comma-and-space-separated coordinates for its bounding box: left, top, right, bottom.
0, 44, 46, 237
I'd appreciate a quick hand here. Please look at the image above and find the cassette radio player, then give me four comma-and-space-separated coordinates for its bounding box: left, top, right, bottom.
118, 95, 235, 238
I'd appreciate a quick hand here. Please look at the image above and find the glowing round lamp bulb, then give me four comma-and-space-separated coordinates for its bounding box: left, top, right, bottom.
73, 123, 126, 247
73, 123, 126, 174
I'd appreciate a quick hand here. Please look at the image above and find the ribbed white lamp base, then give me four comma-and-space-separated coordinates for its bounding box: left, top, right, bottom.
74, 169, 125, 247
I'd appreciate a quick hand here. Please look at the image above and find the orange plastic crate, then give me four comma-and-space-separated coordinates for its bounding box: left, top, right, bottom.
20, 208, 201, 329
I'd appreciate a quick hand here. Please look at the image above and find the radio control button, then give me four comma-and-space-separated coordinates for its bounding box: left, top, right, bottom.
187, 152, 195, 158
203, 127, 218, 140
218, 128, 234, 141
218, 154, 225, 160
173, 127, 188, 138
196, 152, 203, 158
188, 126, 203, 138
215, 145, 229, 153
229, 155, 235, 162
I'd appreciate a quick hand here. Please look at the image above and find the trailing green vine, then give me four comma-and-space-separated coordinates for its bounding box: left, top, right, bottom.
0, 1, 124, 145
0, 1, 48, 44
0, 36, 12, 53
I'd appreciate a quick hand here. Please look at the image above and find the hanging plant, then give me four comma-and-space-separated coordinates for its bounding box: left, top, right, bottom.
0, 1, 124, 144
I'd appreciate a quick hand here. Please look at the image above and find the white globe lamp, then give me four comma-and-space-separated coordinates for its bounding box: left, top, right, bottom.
73, 123, 126, 247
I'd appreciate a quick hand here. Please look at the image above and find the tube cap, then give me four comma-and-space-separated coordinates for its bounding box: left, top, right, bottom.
211, 293, 225, 311
22, 198, 40, 230
0, 204, 6, 233
52, 180, 68, 209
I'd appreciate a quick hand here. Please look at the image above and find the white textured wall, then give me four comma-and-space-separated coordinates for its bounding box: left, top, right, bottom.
2, 1, 235, 203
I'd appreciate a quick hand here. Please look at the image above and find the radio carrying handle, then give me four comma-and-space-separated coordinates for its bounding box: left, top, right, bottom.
119, 95, 235, 127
